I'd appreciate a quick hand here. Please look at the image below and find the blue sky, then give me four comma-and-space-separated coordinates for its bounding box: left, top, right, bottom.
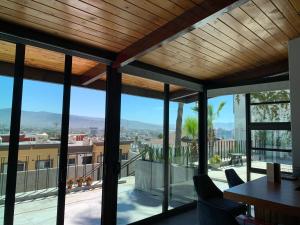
0, 76, 234, 124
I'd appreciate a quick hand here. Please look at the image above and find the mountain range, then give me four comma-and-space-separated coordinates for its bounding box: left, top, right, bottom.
0, 109, 164, 131
0, 108, 234, 132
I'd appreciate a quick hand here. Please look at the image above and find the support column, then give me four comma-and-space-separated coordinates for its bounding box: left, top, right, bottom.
101, 66, 122, 225
245, 94, 251, 181
198, 89, 207, 175
4, 44, 25, 225
163, 84, 170, 212
56, 55, 72, 225
288, 38, 300, 176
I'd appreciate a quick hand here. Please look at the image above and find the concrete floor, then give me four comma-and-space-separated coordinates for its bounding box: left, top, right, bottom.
0, 163, 273, 225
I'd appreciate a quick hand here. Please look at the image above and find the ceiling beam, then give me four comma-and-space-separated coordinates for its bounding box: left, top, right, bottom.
206, 59, 289, 89
112, 0, 247, 68
120, 61, 203, 91
0, 19, 116, 65
81, 64, 107, 86
0, 61, 167, 100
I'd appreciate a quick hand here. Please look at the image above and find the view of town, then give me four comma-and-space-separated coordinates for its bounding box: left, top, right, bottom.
0, 76, 292, 225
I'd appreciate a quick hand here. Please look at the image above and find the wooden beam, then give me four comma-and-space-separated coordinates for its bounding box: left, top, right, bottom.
206, 59, 289, 89
112, 0, 247, 68
120, 61, 203, 91
0, 61, 165, 99
81, 64, 107, 86
0, 19, 116, 64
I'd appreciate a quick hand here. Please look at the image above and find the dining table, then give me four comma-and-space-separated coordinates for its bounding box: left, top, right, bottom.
224, 176, 300, 225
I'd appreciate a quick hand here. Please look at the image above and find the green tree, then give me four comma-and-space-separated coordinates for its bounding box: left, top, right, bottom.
183, 116, 198, 164
207, 102, 226, 157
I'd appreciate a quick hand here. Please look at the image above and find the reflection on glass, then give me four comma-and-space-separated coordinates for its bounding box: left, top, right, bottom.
251, 130, 292, 150
117, 94, 163, 225
169, 101, 198, 208
250, 90, 290, 103
251, 150, 292, 173
250, 103, 290, 123
0, 75, 14, 223
13, 80, 63, 225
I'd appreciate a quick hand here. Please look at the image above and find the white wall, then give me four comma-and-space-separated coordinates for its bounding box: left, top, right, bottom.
289, 37, 300, 176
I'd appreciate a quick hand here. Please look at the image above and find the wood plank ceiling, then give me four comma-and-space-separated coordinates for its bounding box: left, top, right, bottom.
140, 0, 300, 80
0, 0, 299, 87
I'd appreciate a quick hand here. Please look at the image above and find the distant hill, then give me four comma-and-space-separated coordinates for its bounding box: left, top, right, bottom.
0, 109, 234, 133
0, 109, 163, 131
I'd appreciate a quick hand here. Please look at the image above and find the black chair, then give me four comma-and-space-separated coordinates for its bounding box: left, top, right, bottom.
197, 200, 240, 225
193, 175, 246, 217
225, 169, 245, 188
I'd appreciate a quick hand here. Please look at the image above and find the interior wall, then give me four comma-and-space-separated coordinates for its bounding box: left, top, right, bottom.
288, 37, 300, 176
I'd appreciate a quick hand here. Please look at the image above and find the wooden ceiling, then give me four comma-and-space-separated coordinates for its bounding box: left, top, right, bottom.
0, 40, 181, 93
0, 0, 298, 87
140, 0, 299, 80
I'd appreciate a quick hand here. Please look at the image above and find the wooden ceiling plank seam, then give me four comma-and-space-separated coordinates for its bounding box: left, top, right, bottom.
183, 31, 256, 68
201, 24, 267, 64
168, 40, 244, 72
113, 0, 248, 67
0, 13, 121, 52
239, 1, 289, 51
17, 0, 139, 43
102, 0, 170, 26
209, 19, 274, 63
6, 0, 134, 47
42, 0, 152, 36
147, 0, 186, 16
192, 27, 262, 66
289, 0, 300, 13
271, 0, 300, 34
176, 36, 245, 69
139, 54, 207, 79
168, 0, 197, 10
0, 6, 124, 51
33, 0, 145, 39
125, 0, 176, 21
229, 6, 287, 56
80, 0, 162, 30
160, 44, 231, 74
219, 13, 283, 59
155, 47, 225, 75
252, 0, 298, 39
167, 41, 236, 73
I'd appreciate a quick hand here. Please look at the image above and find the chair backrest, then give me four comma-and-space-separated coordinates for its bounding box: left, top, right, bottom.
225, 169, 244, 188
197, 200, 240, 225
193, 175, 223, 200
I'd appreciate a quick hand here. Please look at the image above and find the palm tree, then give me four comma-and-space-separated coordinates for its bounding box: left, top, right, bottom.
207, 102, 226, 157
175, 102, 184, 155
183, 116, 198, 164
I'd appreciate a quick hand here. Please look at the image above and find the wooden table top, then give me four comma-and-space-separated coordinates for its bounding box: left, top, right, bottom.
224, 176, 300, 217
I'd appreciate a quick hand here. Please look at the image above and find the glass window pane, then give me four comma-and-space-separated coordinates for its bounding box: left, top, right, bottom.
117, 94, 163, 224
13, 79, 63, 225
251, 150, 292, 173
0, 40, 15, 224
250, 90, 290, 103
64, 85, 106, 225
208, 94, 247, 189
169, 98, 198, 208
251, 130, 292, 150
250, 103, 290, 122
